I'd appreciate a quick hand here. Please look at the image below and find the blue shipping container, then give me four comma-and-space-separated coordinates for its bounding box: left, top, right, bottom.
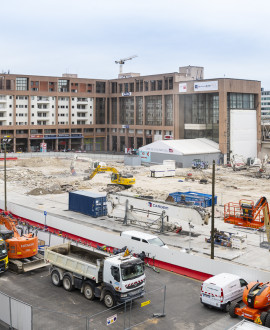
69, 191, 107, 217
169, 191, 217, 208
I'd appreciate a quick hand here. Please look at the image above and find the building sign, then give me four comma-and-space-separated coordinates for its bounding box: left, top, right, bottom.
122, 92, 132, 96
194, 81, 218, 92
122, 125, 129, 129
139, 150, 151, 162
179, 83, 187, 93
30, 134, 44, 139
164, 135, 173, 140
58, 134, 70, 138
107, 314, 117, 326
40, 143, 47, 152
71, 134, 83, 138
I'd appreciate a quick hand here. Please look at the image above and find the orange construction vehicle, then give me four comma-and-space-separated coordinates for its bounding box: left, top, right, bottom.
229, 281, 270, 327
224, 196, 269, 229
0, 211, 45, 272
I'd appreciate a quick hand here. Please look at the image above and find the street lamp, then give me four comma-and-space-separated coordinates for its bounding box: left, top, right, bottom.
2, 136, 11, 211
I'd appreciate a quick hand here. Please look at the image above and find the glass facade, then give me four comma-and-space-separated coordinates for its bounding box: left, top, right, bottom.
58, 79, 69, 92
16, 77, 28, 91
183, 93, 219, 142
120, 97, 134, 125
136, 96, 143, 125
145, 96, 162, 126
96, 98, 106, 124
111, 98, 117, 124
165, 95, 173, 126
228, 93, 255, 109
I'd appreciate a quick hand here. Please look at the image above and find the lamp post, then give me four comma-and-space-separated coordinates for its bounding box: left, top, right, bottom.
2, 136, 11, 211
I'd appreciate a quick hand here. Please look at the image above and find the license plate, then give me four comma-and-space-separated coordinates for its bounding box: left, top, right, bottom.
130, 288, 141, 296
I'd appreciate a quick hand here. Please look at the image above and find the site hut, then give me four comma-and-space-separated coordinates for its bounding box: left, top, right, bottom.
138, 138, 221, 168
0, 67, 260, 160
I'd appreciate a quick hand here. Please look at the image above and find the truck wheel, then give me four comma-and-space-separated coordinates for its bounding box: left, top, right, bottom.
229, 301, 239, 318
104, 292, 116, 308
83, 284, 95, 300
265, 313, 270, 328
260, 312, 268, 326
51, 270, 62, 287
63, 275, 73, 292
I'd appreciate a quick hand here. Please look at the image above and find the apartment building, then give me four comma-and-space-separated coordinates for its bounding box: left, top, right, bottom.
0, 67, 261, 161
261, 88, 270, 155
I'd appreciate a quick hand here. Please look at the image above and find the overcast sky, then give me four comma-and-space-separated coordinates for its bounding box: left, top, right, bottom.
1, 0, 270, 88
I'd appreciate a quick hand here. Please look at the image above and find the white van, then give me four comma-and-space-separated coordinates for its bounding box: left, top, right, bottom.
200, 273, 247, 311
121, 231, 168, 249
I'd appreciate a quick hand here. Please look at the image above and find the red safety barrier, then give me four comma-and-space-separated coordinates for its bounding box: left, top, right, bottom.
1, 209, 212, 281
0, 157, 18, 161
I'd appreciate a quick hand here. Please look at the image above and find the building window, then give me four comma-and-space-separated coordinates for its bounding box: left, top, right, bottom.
111, 82, 117, 93
145, 96, 162, 126
228, 93, 255, 109
120, 97, 134, 125
136, 96, 143, 125
165, 95, 173, 126
144, 81, 149, 92
96, 81, 106, 93
16, 77, 28, 91
165, 77, 173, 90
96, 98, 106, 124
151, 80, 156, 91
58, 79, 69, 92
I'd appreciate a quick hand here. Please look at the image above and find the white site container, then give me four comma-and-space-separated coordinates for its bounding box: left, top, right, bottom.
231, 234, 247, 250
150, 160, 176, 178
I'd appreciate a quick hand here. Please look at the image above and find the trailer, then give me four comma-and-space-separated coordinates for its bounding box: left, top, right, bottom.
45, 243, 146, 308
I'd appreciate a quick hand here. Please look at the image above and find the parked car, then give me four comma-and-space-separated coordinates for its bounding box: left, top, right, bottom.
121, 230, 168, 249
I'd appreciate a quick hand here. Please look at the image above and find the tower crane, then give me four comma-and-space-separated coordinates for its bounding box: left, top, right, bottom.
115, 55, 138, 74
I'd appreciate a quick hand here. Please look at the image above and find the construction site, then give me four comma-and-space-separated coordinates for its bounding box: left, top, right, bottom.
1, 152, 270, 330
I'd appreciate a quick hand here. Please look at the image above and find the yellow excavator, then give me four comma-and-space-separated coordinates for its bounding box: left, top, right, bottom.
89, 165, 135, 188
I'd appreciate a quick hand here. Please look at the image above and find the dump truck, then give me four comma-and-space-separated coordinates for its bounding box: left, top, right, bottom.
44, 243, 146, 308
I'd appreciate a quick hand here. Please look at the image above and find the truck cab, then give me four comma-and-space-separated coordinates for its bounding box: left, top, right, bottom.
0, 238, 8, 273
103, 254, 146, 306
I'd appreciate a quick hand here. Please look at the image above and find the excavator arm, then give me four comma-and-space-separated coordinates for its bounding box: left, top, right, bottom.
89, 165, 119, 180
0, 212, 20, 238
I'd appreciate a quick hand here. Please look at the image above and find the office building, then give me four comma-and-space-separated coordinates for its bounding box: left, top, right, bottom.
0, 67, 261, 161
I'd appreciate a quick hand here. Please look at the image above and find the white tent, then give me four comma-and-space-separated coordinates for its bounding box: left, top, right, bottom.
138, 138, 221, 167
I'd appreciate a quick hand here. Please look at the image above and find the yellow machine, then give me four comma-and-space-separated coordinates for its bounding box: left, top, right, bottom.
89, 165, 136, 188
0, 237, 8, 273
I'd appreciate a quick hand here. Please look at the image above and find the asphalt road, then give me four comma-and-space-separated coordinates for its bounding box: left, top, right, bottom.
0, 266, 239, 330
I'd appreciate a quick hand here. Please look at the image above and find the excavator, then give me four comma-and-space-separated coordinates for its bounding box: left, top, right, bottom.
88, 165, 136, 188
229, 281, 270, 326
0, 211, 46, 273
224, 196, 269, 230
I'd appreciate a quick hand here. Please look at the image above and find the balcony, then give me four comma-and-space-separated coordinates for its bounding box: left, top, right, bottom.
37, 108, 50, 112
0, 96, 7, 103
37, 97, 50, 103
77, 98, 88, 104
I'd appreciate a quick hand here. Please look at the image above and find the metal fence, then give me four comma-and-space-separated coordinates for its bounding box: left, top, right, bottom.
0, 291, 32, 330
87, 286, 166, 330
0, 286, 166, 330
0, 152, 125, 161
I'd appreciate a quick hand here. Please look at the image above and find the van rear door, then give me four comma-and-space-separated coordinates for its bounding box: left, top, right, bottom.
201, 283, 222, 308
